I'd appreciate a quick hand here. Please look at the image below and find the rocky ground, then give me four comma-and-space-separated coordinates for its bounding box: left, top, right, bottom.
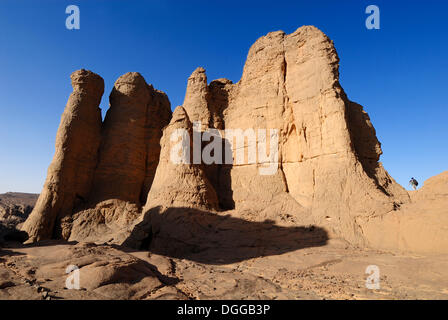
1, 190, 447, 300
1, 238, 447, 300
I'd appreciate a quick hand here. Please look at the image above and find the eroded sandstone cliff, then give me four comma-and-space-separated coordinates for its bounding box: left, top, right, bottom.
143, 26, 410, 247
22, 26, 447, 255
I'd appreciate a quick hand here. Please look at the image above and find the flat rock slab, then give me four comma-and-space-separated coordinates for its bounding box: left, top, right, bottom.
1, 239, 447, 300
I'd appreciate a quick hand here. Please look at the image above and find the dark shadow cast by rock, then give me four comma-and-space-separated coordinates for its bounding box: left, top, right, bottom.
0, 224, 29, 246
216, 137, 235, 210
123, 206, 328, 265
346, 98, 391, 196
0, 248, 26, 262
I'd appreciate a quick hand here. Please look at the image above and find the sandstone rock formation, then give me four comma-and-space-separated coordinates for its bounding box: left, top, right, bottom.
21, 26, 447, 256
144, 106, 219, 211
235, 27, 409, 245
182, 67, 212, 128
143, 87, 172, 202
22, 70, 104, 242
143, 26, 409, 244
22, 71, 171, 243
67, 73, 172, 243
90, 72, 170, 205
140, 25, 445, 254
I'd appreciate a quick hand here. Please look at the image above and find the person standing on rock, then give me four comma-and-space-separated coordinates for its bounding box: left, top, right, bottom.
409, 177, 419, 190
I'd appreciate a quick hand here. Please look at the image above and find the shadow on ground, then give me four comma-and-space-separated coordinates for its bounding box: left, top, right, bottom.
123, 206, 328, 265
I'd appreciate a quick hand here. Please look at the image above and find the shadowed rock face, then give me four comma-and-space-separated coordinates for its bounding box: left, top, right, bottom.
142, 88, 172, 203
22, 70, 104, 242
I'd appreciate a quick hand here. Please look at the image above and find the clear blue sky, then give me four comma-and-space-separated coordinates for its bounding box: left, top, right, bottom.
0, 0, 446, 193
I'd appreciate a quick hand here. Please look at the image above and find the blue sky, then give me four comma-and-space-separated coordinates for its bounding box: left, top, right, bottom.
0, 0, 446, 193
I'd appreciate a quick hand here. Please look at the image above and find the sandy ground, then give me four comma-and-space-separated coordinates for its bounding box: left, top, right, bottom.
1, 238, 447, 300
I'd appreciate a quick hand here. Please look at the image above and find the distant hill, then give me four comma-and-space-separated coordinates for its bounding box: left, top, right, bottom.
0, 192, 39, 229
0, 192, 39, 207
